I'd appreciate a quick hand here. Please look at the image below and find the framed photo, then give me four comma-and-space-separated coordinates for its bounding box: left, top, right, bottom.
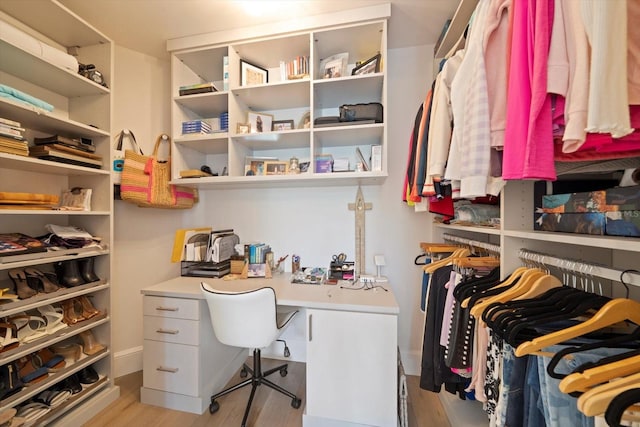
272, 120, 294, 131
352, 53, 381, 76
247, 111, 273, 133
236, 123, 251, 134
240, 59, 268, 86
264, 161, 289, 175
299, 111, 311, 129
319, 52, 348, 79
244, 156, 276, 176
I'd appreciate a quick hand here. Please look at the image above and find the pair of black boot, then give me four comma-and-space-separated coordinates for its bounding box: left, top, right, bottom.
55, 258, 100, 287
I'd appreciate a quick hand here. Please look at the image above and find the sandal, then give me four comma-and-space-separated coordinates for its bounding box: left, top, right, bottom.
23, 267, 60, 293
50, 342, 82, 367
9, 314, 47, 343
33, 347, 66, 372
76, 295, 102, 319
61, 300, 85, 325
15, 402, 50, 424
0, 322, 19, 352
34, 388, 72, 408
0, 288, 18, 300
37, 304, 68, 335
17, 356, 49, 384
78, 330, 105, 355
8, 269, 37, 300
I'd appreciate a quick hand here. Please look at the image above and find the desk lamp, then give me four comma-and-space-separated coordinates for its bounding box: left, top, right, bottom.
374, 255, 388, 282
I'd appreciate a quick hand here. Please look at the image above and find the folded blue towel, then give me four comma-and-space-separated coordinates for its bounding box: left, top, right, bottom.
0, 83, 54, 112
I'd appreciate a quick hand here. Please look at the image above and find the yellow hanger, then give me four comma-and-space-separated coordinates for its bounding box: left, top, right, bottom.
420, 243, 462, 253
460, 266, 528, 309
469, 268, 545, 318
452, 256, 500, 269
559, 353, 640, 395
515, 298, 640, 357
423, 248, 470, 274
514, 274, 562, 301
577, 371, 640, 416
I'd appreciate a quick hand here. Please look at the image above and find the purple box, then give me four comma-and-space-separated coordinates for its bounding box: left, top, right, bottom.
315, 159, 333, 173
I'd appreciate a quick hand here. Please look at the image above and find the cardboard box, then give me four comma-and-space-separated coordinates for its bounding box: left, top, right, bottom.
541, 191, 614, 213
534, 212, 605, 235
605, 211, 640, 237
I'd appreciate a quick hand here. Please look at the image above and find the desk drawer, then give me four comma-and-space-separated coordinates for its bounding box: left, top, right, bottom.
143, 296, 200, 320
143, 340, 199, 396
144, 316, 200, 345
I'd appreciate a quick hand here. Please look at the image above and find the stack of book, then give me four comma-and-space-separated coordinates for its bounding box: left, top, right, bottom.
220, 112, 229, 131
30, 135, 102, 169
182, 120, 211, 135
179, 82, 218, 96
244, 242, 272, 264
280, 56, 309, 80
0, 117, 28, 156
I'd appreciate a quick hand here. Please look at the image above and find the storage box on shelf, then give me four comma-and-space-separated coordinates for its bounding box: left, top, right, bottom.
167, 7, 389, 188
0, 0, 117, 423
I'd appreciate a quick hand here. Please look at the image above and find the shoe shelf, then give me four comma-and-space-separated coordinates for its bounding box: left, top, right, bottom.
0, 348, 110, 412
0, 251, 109, 273
0, 152, 111, 177
0, 282, 108, 318
0, 313, 109, 366
32, 375, 109, 426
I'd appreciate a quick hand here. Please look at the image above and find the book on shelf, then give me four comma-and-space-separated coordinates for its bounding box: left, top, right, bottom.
30, 145, 103, 167
0, 123, 24, 136
371, 144, 382, 172
0, 147, 28, 156
33, 134, 96, 153
355, 147, 370, 171
223, 56, 229, 91
0, 117, 21, 128
0, 128, 24, 140
0, 135, 28, 148
33, 143, 102, 160
0, 233, 49, 259
29, 148, 102, 169
178, 82, 218, 96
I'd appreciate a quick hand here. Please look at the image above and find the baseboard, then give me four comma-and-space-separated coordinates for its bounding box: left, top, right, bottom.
114, 345, 143, 378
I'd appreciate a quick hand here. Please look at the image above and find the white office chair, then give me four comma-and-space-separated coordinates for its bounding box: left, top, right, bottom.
200, 282, 302, 427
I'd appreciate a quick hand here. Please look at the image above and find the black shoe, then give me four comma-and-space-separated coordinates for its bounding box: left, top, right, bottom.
55, 373, 82, 394
77, 366, 99, 385
78, 257, 100, 283
55, 260, 85, 287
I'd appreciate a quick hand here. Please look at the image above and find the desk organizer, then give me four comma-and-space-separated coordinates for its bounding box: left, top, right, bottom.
181, 260, 230, 278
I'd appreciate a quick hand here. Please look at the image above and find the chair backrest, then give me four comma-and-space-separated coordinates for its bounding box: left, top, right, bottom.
200, 282, 280, 349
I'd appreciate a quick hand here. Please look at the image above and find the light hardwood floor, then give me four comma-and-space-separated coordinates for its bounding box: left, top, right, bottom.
84, 358, 450, 427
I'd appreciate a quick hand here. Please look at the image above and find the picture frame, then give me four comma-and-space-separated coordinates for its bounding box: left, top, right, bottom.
244, 156, 277, 176
352, 53, 381, 76
240, 59, 268, 86
272, 120, 294, 131
319, 52, 348, 79
247, 111, 273, 133
299, 111, 311, 129
236, 123, 251, 134
264, 161, 289, 175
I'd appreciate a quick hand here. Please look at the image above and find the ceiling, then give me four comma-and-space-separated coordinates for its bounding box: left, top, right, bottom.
58, 0, 458, 59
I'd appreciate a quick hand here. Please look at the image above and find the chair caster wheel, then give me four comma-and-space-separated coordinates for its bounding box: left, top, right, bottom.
284, 346, 290, 358
280, 367, 288, 377
240, 367, 248, 378
209, 400, 220, 414
292, 397, 302, 409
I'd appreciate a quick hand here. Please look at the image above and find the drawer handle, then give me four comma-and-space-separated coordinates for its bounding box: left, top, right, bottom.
156, 328, 179, 335
157, 366, 179, 373
156, 306, 179, 312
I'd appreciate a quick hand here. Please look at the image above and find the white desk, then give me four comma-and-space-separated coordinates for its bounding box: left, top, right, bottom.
140, 274, 399, 427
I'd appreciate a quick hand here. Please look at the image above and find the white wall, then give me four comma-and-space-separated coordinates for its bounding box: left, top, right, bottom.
110, 43, 435, 377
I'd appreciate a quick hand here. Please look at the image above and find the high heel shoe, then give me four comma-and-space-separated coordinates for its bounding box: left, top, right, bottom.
76, 296, 101, 319
61, 300, 84, 325
24, 268, 60, 293
78, 330, 105, 355
8, 269, 37, 299
78, 257, 100, 283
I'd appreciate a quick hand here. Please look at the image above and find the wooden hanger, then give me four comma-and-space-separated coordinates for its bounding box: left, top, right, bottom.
515, 298, 640, 357
423, 248, 470, 274
452, 256, 500, 269
514, 274, 562, 301
470, 268, 545, 318
577, 371, 640, 416
420, 242, 461, 253
559, 353, 640, 395
460, 266, 528, 309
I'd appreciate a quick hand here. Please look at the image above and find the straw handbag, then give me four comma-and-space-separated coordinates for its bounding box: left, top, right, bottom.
120, 134, 197, 209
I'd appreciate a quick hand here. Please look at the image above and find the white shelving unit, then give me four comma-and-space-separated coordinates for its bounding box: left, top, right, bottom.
0, 0, 118, 424
167, 7, 389, 189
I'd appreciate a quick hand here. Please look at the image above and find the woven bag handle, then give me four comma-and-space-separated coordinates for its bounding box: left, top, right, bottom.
151, 134, 171, 162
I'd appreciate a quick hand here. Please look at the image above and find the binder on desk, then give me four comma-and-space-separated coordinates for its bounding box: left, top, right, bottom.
171, 227, 211, 262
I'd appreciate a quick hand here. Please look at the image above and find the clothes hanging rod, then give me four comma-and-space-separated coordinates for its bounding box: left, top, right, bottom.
518, 249, 640, 288
442, 233, 500, 254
